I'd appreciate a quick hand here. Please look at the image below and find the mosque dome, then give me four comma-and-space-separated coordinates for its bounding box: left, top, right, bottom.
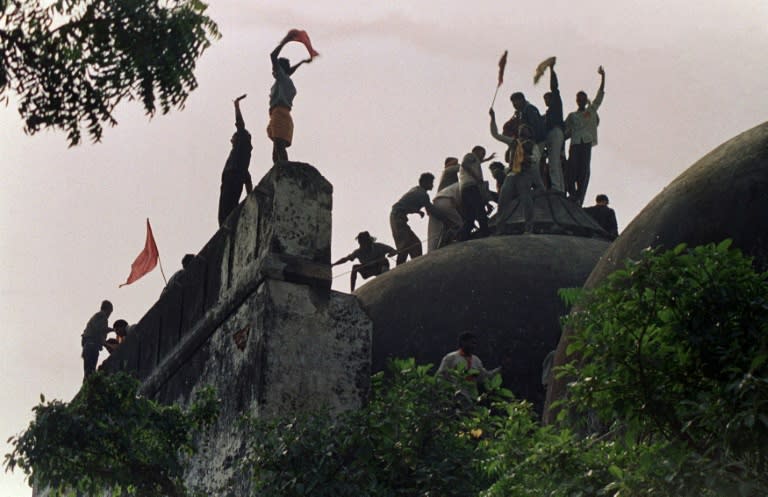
355, 231, 610, 410
544, 120, 768, 422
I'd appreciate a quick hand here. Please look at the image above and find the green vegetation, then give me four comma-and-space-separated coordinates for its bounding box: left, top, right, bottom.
7, 241, 767, 496
0, 0, 220, 145
5, 372, 218, 497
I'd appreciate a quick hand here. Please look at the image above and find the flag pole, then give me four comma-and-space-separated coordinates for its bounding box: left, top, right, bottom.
490, 85, 501, 109
157, 254, 168, 286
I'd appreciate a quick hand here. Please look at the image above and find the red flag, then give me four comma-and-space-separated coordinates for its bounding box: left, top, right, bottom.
497, 50, 508, 87
286, 29, 320, 59
120, 219, 159, 287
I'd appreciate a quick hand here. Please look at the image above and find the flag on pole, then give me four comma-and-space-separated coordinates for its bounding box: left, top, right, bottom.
497, 50, 508, 87
119, 219, 159, 287
286, 29, 320, 59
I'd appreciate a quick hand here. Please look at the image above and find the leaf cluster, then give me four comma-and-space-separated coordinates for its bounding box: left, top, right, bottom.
558, 240, 768, 488
243, 358, 514, 497
5, 372, 219, 497
0, 0, 220, 145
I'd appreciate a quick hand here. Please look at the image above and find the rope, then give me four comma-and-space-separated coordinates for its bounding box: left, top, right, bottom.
331, 230, 449, 280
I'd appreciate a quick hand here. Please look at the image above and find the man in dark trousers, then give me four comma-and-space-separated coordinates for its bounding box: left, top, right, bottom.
332, 231, 397, 291
81, 300, 113, 380
541, 58, 565, 192
390, 173, 448, 265
218, 94, 253, 227
583, 194, 619, 239
565, 66, 606, 205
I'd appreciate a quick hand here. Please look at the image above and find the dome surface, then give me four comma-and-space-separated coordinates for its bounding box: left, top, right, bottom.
355, 234, 609, 409
544, 120, 768, 422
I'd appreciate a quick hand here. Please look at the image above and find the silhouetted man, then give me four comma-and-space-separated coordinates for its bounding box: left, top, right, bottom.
565, 66, 606, 206
267, 33, 313, 163
333, 231, 396, 291
437, 156, 460, 191
583, 193, 618, 239
493, 122, 544, 234
458, 146, 495, 240
390, 173, 447, 265
510, 92, 546, 143
81, 300, 113, 380
218, 95, 253, 227
105, 319, 130, 354
541, 58, 565, 192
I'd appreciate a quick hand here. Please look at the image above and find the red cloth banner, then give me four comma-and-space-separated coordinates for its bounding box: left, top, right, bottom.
119, 219, 159, 287
286, 29, 320, 59
497, 50, 508, 87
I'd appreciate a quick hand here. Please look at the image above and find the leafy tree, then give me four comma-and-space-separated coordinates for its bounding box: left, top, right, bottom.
243, 358, 512, 497
555, 240, 768, 491
5, 372, 219, 497
0, 0, 220, 145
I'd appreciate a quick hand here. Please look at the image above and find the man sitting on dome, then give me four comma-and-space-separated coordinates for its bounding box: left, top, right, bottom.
332, 231, 396, 292
583, 194, 619, 240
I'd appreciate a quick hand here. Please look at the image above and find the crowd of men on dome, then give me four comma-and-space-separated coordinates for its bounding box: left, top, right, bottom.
335, 58, 618, 292
80, 37, 621, 377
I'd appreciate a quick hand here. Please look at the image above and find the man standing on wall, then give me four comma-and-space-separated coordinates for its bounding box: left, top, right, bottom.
81, 300, 113, 380
218, 95, 253, 227
565, 66, 606, 206
267, 30, 317, 164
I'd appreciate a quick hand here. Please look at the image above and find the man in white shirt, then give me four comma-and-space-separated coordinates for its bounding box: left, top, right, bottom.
565, 66, 606, 206
437, 332, 501, 400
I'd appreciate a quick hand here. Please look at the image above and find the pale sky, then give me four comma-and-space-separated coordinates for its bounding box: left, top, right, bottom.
2, 1, 767, 494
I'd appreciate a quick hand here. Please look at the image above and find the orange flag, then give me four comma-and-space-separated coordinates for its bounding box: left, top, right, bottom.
497, 50, 508, 87
120, 219, 159, 287
286, 29, 320, 59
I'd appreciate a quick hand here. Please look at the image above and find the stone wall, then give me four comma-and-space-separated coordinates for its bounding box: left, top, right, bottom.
100, 162, 372, 493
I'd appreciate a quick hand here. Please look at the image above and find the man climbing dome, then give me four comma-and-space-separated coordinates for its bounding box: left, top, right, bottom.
267, 29, 318, 164
332, 231, 396, 292
390, 173, 449, 265
218, 95, 253, 227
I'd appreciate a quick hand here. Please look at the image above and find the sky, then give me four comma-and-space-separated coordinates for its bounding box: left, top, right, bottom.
1, 1, 767, 494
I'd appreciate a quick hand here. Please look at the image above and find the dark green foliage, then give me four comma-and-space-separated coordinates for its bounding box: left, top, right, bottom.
0, 0, 220, 145
7, 242, 766, 496
5, 372, 219, 497
556, 240, 768, 492
243, 358, 513, 497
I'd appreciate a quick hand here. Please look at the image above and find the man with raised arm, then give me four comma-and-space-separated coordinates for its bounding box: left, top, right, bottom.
541, 58, 565, 192
267, 31, 315, 164
218, 95, 253, 227
565, 66, 606, 206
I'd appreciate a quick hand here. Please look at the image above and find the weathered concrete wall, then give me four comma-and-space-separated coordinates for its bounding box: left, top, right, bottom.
99, 162, 372, 493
